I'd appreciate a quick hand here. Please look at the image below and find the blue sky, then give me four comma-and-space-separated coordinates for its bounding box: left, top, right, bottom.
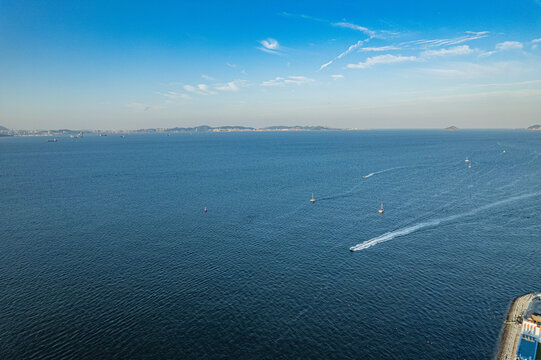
1, 0, 541, 129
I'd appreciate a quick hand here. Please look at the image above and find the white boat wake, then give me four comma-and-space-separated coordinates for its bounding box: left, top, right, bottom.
349, 191, 541, 252
362, 167, 404, 179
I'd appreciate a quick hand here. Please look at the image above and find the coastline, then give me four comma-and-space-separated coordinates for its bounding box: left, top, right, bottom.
495, 292, 536, 360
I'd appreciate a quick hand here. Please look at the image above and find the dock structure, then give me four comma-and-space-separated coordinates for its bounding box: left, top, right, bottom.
496, 292, 540, 360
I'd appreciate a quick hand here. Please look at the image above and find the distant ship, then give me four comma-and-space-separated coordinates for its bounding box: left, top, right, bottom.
310, 193, 316, 203
378, 202, 384, 213
99, 133, 107, 136
468, 163, 471, 169
465, 157, 470, 163
46, 139, 57, 142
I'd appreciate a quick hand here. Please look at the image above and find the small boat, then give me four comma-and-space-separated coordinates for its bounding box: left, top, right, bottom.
378, 202, 384, 213
99, 133, 107, 136
46, 139, 57, 142
465, 157, 470, 163
468, 163, 471, 169
310, 193, 316, 203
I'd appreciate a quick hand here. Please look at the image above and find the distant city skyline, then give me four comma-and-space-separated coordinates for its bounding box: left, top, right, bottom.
1, 0, 541, 129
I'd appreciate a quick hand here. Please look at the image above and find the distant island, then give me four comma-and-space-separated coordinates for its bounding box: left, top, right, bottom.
0, 125, 343, 137
527, 124, 541, 130
444, 126, 459, 131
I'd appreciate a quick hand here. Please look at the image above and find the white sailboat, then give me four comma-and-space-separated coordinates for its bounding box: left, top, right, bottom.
378, 202, 384, 213
310, 193, 316, 203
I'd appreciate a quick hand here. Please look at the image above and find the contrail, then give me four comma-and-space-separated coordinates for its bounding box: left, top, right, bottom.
349, 191, 541, 252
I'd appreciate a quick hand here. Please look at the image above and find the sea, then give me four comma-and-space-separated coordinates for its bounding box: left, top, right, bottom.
0, 130, 540, 359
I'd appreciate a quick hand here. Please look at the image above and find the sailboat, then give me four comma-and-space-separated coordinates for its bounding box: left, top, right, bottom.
310, 193, 316, 203
378, 202, 384, 213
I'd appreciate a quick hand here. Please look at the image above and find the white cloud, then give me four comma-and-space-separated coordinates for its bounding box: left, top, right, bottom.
532, 38, 541, 43
495, 41, 523, 51
184, 84, 217, 95
215, 80, 249, 92
261, 76, 315, 87
347, 54, 420, 69
532, 39, 541, 50
332, 22, 375, 38
360, 46, 400, 52
156, 91, 190, 100
420, 61, 523, 79
260, 38, 279, 50
402, 31, 489, 48
319, 60, 334, 71
258, 38, 282, 55
331, 74, 344, 79
421, 45, 473, 57
319, 40, 365, 70
201, 74, 215, 81
226, 62, 237, 68
215, 81, 239, 92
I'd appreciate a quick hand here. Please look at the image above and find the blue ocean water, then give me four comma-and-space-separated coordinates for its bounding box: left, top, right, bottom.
0, 130, 540, 359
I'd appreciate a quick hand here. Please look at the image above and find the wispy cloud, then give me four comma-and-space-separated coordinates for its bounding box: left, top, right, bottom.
280, 12, 328, 23
331, 74, 344, 79
261, 76, 315, 87
419, 61, 522, 79
156, 91, 191, 100
319, 40, 365, 70
258, 38, 282, 55
360, 46, 401, 52
421, 45, 473, 57
495, 41, 523, 51
401, 31, 489, 48
332, 22, 375, 38
532, 38, 541, 50
215, 82, 239, 92
201, 74, 215, 81
215, 80, 249, 92
226, 62, 237, 68
184, 84, 217, 95
347, 54, 420, 69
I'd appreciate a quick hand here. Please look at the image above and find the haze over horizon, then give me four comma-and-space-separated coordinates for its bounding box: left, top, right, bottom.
1, 0, 541, 130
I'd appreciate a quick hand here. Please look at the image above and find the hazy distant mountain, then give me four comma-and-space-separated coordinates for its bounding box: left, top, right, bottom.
0, 125, 8, 131
444, 126, 459, 131
527, 124, 541, 130
5, 125, 344, 136
262, 125, 338, 131
165, 125, 254, 132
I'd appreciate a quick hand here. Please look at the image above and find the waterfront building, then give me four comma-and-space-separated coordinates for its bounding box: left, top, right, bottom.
516, 295, 541, 360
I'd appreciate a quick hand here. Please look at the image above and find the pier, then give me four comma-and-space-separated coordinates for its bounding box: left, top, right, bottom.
496, 292, 538, 360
